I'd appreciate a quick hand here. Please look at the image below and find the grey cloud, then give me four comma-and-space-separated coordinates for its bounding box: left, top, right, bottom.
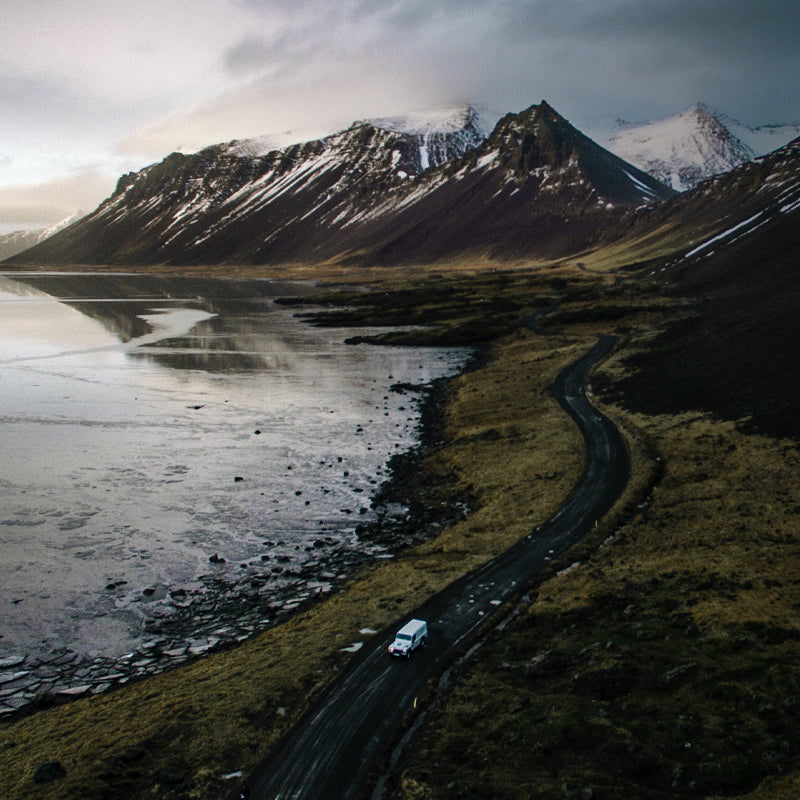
5, 0, 800, 231
172, 1, 800, 139
0, 167, 115, 228
0, 65, 161, 137
223, 34, 283, 75
222, 1, 380, 78
495, 0, 799, 42
466, 0, 800, 123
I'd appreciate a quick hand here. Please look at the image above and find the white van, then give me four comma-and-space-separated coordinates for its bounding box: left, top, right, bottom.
388, 619, 428, 657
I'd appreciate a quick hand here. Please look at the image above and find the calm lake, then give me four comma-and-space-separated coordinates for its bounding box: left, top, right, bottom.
0, 272, 470, 671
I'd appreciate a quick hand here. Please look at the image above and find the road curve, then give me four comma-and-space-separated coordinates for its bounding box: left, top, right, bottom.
247, 334, 629, 800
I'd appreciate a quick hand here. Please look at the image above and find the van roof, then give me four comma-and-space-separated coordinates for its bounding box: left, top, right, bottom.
398, 618, 426, 635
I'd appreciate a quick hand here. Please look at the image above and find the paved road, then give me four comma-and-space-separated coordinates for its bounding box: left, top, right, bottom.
247, 335, 629, 800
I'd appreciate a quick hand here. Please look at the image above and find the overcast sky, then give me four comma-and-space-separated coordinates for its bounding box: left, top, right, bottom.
2, 0, 799, 231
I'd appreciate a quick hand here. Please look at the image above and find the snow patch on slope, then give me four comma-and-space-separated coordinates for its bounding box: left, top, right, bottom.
369, 105, 489, 175
722, 118, 800, 158
608, 104, 754, 191
369, 106, 488, 137
684, 211, 766, 258
223, 135, 283, 158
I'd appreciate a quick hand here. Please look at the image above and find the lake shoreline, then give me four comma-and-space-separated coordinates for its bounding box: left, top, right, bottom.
0, 278, 478, 721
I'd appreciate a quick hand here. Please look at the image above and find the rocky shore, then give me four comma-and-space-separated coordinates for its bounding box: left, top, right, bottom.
0, 375, 470, 722
0, 548, 356, 720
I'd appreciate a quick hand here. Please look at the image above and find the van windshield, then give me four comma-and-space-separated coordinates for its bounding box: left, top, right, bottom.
397, 634, 411, 641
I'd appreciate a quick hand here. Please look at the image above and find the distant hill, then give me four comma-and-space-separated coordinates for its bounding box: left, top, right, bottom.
0, 213, 84, 260
603, 130, 800, 268
609, 134, 800, 437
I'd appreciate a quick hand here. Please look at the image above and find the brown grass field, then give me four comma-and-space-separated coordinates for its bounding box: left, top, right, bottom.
1, 259, 799, 799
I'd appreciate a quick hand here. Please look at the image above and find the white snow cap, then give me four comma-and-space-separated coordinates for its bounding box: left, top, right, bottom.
607, 103, 754, 191
368, 105, 490, 137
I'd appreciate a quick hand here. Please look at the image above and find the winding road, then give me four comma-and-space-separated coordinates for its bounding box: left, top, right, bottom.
247, 334, 629, 799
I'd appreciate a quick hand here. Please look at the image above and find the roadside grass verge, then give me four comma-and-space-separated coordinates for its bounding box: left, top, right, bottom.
389, 370, 800, 798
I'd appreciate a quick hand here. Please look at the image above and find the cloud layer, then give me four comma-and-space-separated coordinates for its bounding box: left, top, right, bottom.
2, 0, 799, 228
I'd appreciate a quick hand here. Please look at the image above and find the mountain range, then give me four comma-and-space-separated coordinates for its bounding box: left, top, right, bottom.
3, 102, 671, 268
4, 100, 799, 269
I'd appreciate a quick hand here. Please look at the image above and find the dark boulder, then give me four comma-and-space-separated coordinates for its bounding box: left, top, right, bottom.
33, 760, 67, 784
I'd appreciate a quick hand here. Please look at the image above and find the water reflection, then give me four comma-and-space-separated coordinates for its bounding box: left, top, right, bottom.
1, 272, 324, 373
0, 272, 471, 669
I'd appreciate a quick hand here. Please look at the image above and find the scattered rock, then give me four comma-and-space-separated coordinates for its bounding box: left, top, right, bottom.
234, 476, 245, 482
658, 662, 698, 688
33, 760, 67, 784
0, 670, 30, 686
56, 685, 92, 699
209, 554, 226, 564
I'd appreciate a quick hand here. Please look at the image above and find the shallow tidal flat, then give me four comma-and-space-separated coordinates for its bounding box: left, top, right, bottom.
0, 272, 470, 716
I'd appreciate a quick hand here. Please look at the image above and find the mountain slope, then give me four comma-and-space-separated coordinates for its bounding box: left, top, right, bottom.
723, 116, 800, 158
589, 130, 800, 273
7, 102, 672, 268
0, 213, 84, 260
608, 104, 754, 191
350, 100, 674, 265
615, 135, 800, 437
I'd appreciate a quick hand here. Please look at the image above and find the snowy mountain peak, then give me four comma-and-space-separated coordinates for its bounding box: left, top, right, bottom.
210, 106, 489, 168
366, 105, 488, 173
41, 211, 85, 239
607, 104, 754, 191
368, 105, 489, 138
718, 115, 800, 159
220, 134, 283, 158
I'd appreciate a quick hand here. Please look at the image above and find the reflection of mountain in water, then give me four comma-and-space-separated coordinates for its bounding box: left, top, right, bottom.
133, 313, 302, 373
7, 273, 324, 374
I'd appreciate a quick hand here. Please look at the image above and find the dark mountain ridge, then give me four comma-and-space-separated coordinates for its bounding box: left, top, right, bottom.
7, 102, 673, 268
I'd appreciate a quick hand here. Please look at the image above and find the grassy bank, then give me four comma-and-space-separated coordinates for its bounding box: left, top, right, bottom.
388, 301, 800, 798
0, 268, 602, 800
